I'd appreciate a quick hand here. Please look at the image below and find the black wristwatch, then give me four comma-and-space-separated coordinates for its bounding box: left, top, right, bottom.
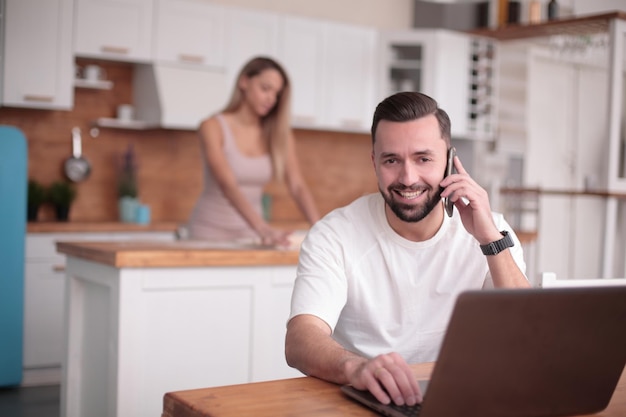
480, 231, 514, 256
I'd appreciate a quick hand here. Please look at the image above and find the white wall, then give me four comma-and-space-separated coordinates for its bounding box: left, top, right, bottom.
209, 0, 414, 29
573, 0, 626, 16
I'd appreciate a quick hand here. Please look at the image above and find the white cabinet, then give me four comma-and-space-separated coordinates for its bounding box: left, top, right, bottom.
1, 0, 73, 110
73, 0, 154, 62
321, 21, 378, 132
143, 0, 229, 129
378, 29, 497, 140
23, 231, 175, 386
486, 15, 626, 280
153, 0, 226, 69
525, 46, 611, 281
61, 257, 301, 417
278, 16, 378, 132
278, 15, 326, 127
223, 7, 280, 91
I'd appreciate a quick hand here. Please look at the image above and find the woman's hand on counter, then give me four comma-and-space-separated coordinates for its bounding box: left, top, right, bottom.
258, 225, 293, 248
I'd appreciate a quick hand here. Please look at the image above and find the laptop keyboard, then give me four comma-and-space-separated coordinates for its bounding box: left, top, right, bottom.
387, 402, 422, 417
341, 384, 424, 417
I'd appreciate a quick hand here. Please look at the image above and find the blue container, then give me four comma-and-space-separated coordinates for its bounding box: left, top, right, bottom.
0, 126, 27, 386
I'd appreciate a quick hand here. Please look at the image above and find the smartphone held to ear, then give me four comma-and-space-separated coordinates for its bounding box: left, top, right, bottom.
444, 147, 456, 217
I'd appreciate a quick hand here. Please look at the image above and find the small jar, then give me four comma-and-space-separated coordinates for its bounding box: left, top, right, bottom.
547, 0, 559, 21
528, 0, 541, 24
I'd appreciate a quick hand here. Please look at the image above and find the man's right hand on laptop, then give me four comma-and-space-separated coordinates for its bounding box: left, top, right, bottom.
345, 352, 423, 406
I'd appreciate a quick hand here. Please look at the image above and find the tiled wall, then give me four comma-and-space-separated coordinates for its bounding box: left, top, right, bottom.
0, 59, 378, 223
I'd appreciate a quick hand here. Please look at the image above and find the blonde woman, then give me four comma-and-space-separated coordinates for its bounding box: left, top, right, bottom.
187, 56, 320, 245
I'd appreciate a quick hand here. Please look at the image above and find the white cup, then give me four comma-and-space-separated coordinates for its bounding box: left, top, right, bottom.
84, 65, 104, 81
117, 104, 134, 122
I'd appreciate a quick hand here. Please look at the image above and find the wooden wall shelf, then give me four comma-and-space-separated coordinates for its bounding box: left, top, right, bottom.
74, 78, 113, 90
94, 117, 159, 130
469, 12, 626, 41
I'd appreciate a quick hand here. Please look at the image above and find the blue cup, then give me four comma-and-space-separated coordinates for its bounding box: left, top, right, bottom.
119, 197, 139, 223
135, 204, 151, 225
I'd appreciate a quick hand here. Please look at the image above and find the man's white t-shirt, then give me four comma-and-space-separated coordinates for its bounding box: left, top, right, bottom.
290, 193, 527, 364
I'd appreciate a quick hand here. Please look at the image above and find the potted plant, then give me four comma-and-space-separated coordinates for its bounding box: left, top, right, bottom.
47, 180, 77, 221
118, 144, 139, 222
27, 179, 46, 221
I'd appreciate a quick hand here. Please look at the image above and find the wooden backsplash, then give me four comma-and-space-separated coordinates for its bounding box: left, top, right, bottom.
0, 59, 378, 223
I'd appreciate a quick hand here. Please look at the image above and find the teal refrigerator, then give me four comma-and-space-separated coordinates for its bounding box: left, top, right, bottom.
0, 126, 26, 386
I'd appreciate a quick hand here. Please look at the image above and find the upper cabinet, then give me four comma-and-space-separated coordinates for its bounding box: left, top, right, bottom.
3, 0, 379, 132
153, 0, 226, 69
321, 22, 378, 132
278, 15, 326, 128
2, 0, 74, 110
278, 16, 378, 132
379, 29, 497, 140
73, 0, 153, 62
223, 7, 280, 90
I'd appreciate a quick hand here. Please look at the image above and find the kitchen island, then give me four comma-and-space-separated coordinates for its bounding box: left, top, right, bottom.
56, 239, 304, 417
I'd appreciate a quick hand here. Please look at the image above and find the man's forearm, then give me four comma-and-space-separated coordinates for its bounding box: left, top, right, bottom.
285, 317, 366, 384
487, 250, 531, 288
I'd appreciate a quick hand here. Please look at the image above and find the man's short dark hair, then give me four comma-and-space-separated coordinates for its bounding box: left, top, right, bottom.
371, 92, 451, 146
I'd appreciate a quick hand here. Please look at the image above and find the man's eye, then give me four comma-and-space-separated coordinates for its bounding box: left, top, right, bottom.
383, 158, 397, 164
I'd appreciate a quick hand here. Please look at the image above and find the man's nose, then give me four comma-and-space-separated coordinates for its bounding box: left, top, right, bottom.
398, 162, 420, 186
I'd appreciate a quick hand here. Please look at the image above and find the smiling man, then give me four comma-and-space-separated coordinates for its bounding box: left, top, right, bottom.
285, 92, 530, 408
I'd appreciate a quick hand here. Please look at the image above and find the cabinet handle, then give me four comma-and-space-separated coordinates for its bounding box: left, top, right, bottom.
293, 115, 316, 125
101, 45, 129, 55
340, 119, 363, 129
52, 264, 66, 273
23, 94, 54, 103
178, 54, 204, 64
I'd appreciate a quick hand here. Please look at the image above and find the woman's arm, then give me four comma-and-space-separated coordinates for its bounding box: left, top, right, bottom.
283, 132, 321, 224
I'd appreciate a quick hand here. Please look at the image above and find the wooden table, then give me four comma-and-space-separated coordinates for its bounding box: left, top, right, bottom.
162, 362, 626, 417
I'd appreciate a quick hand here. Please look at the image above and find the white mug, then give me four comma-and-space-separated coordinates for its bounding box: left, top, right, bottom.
84, 65, 104, 81
117, 104, 134, 122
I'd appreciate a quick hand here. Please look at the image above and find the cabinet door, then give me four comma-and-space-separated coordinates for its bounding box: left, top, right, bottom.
2, 0, 73, 110
322, 22, 377, 132
527, 51, 609, 279
24, 232, 175, 373
278, 15, 326, 128
23, 261, 66, 368
74, 0, 153, 62
153, 0, 225, 69
223, 7, 279, 91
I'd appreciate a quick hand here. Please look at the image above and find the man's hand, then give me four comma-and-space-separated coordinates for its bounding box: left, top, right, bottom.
439, 156, 502, 245
345, 352, 422, 406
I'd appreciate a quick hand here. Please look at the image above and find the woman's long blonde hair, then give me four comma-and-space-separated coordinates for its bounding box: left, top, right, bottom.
222, 56, 292, 182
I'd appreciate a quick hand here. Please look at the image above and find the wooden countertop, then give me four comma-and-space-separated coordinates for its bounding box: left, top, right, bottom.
28, 220, 309, 234
56, 240, 300, 268
28, 221, 180, 233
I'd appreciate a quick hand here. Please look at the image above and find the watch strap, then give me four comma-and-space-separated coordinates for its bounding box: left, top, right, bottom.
480, 231, 514, 256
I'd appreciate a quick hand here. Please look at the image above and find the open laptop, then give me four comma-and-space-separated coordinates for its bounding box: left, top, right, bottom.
341, 287, 626, 417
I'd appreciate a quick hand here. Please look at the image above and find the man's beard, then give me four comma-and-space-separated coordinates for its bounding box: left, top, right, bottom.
380, 185, 443, 223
